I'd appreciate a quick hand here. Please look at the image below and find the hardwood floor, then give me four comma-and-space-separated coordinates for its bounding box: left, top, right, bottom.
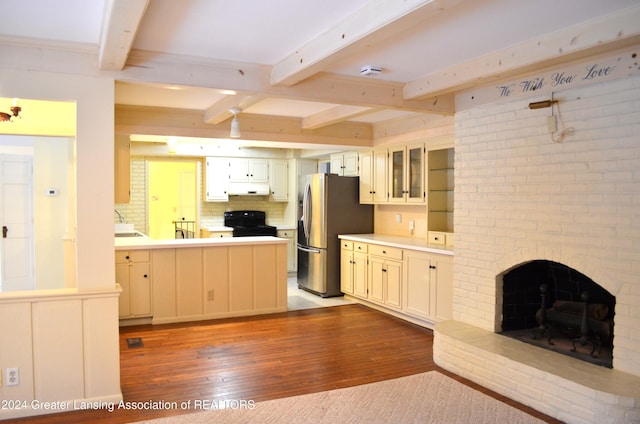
9, 304, 561, 423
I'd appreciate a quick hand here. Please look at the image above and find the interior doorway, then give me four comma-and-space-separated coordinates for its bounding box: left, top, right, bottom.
147, 160, 197, 240
0, 154, 34, 291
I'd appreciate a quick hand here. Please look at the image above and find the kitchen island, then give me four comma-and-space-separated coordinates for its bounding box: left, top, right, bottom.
115, 236, 288, 325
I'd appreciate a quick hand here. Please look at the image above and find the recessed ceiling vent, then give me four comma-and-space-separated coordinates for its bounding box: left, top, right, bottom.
360, 65, 382, 77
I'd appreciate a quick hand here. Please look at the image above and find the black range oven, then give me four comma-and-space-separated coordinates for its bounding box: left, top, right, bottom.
223, 210, 278, 237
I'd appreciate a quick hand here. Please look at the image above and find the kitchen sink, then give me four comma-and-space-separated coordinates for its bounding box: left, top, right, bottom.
115, 232, 145, 237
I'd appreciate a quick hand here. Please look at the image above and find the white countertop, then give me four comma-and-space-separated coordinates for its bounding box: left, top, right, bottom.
339, 234, 453, 255
202, 226, 233, 232
276, 224, 296, 230
115, 235, 287, 250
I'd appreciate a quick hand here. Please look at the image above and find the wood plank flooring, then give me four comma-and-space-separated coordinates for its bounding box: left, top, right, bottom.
9, 304, 561, 423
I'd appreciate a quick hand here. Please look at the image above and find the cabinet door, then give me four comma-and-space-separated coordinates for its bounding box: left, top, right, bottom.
358, 151, 374, 204
277, 230, 296, 272
373, 149, 388, 203
116, 262, 130, 318
129, 262, 151, 316
249, 159, 269, 183
228, 158, 250, 182
269, 160, 289, 201
330, 154, 344, 175
385, 259, 402, 309
406, 144, 425, 203
340, 249, 354, 294
368, 256, 385, 304
431, 255, 454, 321
388, 147, 405, 202
343, 152, 359, 176
205, 157, 229, 201
404, 251, 431, 320
353, 252, 368, 299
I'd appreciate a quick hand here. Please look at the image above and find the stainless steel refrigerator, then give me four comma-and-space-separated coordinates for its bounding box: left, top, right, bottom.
297, 173, 373, 297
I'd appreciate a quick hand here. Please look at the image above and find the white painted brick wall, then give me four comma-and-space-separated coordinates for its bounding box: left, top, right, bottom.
453, 75, 640, 376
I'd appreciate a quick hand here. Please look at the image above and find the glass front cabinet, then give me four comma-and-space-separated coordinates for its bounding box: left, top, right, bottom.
388, 143, 425, 204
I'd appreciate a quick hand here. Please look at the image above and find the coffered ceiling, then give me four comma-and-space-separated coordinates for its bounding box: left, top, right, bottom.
1, 0, 639, 149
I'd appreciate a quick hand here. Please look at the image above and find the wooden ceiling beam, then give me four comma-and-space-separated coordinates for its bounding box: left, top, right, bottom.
270, 0, 465, 87
121, 52, 454, 114
115, 104, 374, 148
98, 0, 150, 71
404, 4, 640, 99
301, 105, 373, 129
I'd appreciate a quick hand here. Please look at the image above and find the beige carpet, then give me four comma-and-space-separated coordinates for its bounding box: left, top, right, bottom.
138, 371, 546, 424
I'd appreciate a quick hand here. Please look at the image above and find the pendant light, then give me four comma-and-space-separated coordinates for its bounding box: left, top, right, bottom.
229, 107, 241, 138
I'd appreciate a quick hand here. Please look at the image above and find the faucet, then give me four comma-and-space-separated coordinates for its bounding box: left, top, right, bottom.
114, 209, 125, 223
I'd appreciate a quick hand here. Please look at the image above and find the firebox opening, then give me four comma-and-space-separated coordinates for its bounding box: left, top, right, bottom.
500, 260, 615, 368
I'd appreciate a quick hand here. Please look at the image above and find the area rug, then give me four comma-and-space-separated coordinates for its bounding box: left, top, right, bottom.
137, 371, 545, 423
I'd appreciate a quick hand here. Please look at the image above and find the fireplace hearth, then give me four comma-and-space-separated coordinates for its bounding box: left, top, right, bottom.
500, 260, 615, 368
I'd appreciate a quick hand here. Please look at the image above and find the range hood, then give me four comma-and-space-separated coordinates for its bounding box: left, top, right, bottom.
227, 182, 271, 196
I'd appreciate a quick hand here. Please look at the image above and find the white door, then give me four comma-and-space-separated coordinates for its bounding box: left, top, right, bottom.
0, 155, 34, 291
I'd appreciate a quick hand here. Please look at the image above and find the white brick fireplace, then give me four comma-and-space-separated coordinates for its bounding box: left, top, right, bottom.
434, 75, 640, 423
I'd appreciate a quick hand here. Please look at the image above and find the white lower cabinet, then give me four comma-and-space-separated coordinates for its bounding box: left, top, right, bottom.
116, 250, 152, 318
404, 250, 453, 321
277, 229, 297, 272
340, 238, 453, 327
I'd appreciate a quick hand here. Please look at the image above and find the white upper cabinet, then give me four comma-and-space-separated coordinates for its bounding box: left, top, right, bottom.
205, 157, 230, 202
330, 152, 358, 176
388, 143, 425, 204
229, 158, 269, 183
269, 159, 289, 202
359, 149, 388, 204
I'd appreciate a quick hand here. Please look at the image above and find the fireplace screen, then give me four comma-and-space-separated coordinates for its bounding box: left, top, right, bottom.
500, 260, 615, 368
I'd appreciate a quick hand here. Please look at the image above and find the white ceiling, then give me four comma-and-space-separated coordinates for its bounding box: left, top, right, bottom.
0, 0, 639, 146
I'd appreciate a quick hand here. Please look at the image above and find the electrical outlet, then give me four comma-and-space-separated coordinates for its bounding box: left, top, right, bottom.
409, 220, 415, 231
207, 290, 215, 301
6, 368, 19, 386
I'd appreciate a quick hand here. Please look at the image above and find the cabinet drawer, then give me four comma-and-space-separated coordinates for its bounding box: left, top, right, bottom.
354, 242, 368, 253
341, 240, 354, 251
368, 244, 402, 260
428, 231, 453, 246
116, 250, 150, 263
277, 230, 294, 238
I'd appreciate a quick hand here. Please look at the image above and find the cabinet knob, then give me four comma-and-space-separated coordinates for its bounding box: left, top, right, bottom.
143, 274, 148, 278
382, 268, 387, 272
382, 250, 387, 254
429, 265, 436, 269
125, 255, 130, 260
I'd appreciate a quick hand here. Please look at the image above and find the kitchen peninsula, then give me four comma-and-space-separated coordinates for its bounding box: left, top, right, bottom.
115, 236, 288, 325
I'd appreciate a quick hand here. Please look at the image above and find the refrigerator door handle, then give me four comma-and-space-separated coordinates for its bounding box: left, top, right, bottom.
302, 182, 311, 239
297, 244, 321, 254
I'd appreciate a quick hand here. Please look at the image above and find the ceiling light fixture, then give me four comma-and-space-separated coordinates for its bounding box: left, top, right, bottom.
229, 107, 241, 138
360, 65, 382, 77
0, 99, 21, 122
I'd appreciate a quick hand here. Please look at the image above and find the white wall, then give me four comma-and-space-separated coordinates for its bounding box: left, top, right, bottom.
34, 137, 73, 289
